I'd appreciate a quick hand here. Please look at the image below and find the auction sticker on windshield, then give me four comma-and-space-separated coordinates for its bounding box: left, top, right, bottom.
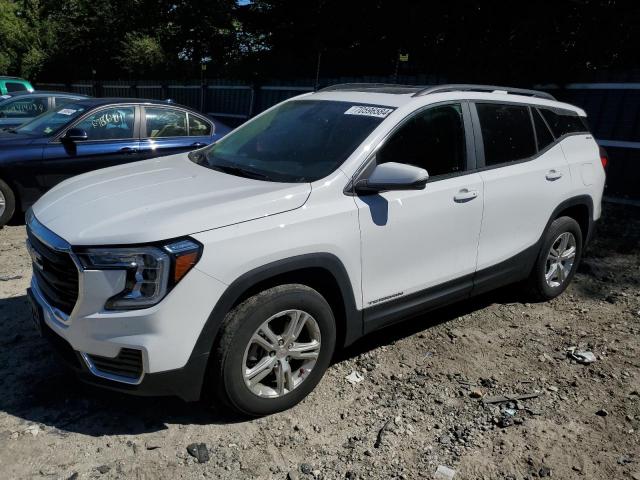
344, 105, 393, 118
58, 108, 77, 115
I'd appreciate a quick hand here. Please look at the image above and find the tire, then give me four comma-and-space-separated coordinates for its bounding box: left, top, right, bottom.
0, 178, 16, 228
527, 216, 583, 300
211, 284, 336, 416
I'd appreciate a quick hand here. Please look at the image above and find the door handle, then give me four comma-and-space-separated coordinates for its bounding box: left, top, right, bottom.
191, 142, 206, 148
545, 169, 563, 181
119, 147, 138, 154
453, 188, 479, 203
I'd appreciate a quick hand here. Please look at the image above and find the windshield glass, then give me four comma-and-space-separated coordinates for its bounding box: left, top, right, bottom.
0, 96, 48, 118
15, 103, 88, 137
190, 100, 393, 182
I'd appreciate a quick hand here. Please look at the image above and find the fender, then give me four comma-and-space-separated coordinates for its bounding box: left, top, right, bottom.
171, 253, 362, 400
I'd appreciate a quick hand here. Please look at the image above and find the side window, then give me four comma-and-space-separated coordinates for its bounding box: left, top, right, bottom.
532, 108, 555, 151
54, 97, 75, 108
476, 103, 536, 166
5, 82, 28, 93
74, 107, 135, 140
189, 113, 212, 136
377, 103, 466, 177
0, 97, 47, 118
539, 107, 588, 138
145, 107, 187, 138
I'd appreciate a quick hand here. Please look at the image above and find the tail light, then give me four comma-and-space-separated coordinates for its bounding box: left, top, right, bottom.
599, 146, 609, 170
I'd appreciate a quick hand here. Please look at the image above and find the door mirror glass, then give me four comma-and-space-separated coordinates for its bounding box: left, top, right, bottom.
63, 128, 89, 142
356, 162, 429, 193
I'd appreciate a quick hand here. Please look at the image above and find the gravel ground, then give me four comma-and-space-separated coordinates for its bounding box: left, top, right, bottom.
0, 203, 639, 480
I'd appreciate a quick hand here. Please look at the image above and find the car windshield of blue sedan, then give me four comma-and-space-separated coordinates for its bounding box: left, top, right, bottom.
190, 100, 394, 182
15, 103, 87, 137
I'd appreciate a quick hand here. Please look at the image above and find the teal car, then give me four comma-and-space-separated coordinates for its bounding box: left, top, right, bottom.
0, 76, 34, 95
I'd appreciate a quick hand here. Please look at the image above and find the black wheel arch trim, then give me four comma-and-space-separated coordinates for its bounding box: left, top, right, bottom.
167, 253, 361, 400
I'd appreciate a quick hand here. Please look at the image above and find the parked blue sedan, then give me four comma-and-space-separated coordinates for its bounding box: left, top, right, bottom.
0, 98, 230, 226
0, 91, 88, 130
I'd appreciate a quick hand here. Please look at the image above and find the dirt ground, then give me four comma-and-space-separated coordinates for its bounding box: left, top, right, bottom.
0, 203, 638, 480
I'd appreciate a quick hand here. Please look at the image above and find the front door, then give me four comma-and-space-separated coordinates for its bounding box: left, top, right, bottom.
40, 105, 141, 189
355, 102, 484, 331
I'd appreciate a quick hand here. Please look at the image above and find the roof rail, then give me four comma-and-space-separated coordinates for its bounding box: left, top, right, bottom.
412, 84, 556, 101
317, 83, 423, 93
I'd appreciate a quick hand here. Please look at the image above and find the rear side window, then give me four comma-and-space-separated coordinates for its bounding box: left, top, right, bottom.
145, 107, 187, 137
0, 97, 47, 118
538, 107, 588, 137
476, 103, 536, 166
5, 82, 28, 93
189, 114, 212, 136
377, 103, 466, 177
54, 97, 76, 108
532, 108, 555, 151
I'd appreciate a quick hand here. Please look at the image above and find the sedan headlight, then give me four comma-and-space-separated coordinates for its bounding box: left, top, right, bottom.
77, 239, 202, 310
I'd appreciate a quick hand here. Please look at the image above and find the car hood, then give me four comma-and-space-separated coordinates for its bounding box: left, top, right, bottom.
32, 154, 311, 245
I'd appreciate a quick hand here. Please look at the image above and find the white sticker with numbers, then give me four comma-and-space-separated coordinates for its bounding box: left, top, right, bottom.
57, 108, 77, 115
344, 105, 393, 118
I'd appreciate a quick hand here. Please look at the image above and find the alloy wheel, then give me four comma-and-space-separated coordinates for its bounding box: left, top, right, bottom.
545, 232, 577, 288
242, 309, 321, 398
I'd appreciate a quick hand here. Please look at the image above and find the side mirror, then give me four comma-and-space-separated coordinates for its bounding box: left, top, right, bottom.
63, 128, 88, 142
355, 162, 429, 193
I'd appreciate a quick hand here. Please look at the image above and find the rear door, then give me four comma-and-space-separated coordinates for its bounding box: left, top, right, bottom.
40, 105, 141, 188
138, 106, 213, 160
472, 102, 571, 291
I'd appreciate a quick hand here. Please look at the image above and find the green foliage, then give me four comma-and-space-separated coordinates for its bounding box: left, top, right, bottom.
0, 0, 639, 82
116, 33, 165, 75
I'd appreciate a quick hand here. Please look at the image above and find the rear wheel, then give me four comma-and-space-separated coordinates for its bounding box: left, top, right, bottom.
0, 178, 16, 227
528, 216, 583, 300
211, 284, 336, 416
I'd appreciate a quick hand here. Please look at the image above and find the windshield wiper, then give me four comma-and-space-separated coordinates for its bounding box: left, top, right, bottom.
209, 164, 273, 181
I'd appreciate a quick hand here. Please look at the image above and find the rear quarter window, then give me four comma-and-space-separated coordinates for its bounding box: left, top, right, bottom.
538, 107, 589, 138
476, 103, 536, 166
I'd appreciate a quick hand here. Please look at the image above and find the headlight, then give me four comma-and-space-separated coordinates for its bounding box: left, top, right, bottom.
77, 238, 202, 310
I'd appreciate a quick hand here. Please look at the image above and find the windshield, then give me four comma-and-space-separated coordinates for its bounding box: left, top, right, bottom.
15, 103, 88, 137
190, 100, 393, 182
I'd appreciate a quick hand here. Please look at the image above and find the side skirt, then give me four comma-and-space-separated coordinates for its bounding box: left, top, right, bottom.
362, 244, 539, 334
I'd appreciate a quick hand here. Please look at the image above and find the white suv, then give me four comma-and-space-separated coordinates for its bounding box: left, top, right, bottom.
26, 84, 606, 416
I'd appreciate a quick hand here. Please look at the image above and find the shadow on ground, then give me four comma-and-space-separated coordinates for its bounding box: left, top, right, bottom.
0, 285, 525, 438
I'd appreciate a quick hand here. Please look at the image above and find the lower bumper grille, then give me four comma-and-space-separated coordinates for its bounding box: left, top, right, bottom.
86, 349, 144, 380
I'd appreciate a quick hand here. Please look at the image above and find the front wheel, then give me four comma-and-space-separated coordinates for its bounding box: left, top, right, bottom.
528, 216, 583, 300
211, 284, 336, 416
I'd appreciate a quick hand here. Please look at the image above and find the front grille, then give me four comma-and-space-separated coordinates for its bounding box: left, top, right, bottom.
27, 228, 79, 315
87, 349, 144, 380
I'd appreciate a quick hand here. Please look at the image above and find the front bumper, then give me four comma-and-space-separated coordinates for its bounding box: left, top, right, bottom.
29, 264, 225, 401
27, 249, 227, 401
